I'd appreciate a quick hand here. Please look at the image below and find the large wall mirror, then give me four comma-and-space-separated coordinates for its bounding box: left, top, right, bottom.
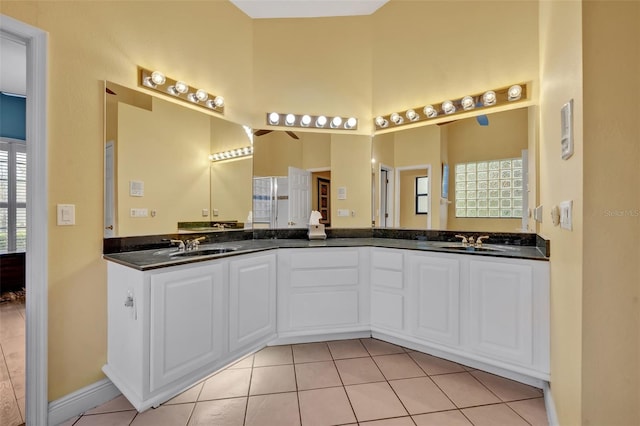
104, 81, 252, 237
372, 107, 536, 233
252, 131, 331, 229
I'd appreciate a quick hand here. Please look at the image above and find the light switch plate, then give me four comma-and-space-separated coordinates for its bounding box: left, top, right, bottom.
337, 187, 347, 200
560, 200, 573, 230
130, 208, 148, 218
533, 205, 543, 223
57, 204, 76, 226
337, 209, 349, 217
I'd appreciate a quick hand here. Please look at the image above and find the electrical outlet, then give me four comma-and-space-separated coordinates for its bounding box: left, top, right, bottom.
560, 200, 573, 230
337, 209, 349, 217
202, 208, 209, 217
130, 208, 148, 218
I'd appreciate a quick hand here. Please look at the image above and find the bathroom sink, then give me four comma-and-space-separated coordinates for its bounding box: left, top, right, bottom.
170, 247, 238, 257
426, 242, 507, 252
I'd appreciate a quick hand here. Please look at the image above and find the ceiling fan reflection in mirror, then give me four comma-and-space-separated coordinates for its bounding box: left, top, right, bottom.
253, 129, 300, 140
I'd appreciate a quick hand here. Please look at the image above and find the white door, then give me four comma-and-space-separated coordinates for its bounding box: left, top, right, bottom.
287, 166, 311, 228
149, 262, 225, 392
468, 259, 533, 366
408, 254, 461, 346
229, 253, 276, 352
104, 141, 115, 237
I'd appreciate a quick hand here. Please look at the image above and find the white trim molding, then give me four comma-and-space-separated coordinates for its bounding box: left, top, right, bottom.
48, 379, 121, 426
0, 13, 49, 426
543, 381, 559, 426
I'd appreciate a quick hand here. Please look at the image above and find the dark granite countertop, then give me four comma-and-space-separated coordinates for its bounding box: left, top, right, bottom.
104, 237, 549, 271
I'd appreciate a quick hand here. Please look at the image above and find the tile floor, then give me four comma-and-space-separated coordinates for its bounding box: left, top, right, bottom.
0, 300, 26, 426
57, 338, 548, 426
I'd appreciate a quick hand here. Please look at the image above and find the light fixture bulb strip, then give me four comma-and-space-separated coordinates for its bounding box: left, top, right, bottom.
138, 66, 224, 115
374, 83, 527, 130
209, 146, 254, 162
265, 112, 358, 131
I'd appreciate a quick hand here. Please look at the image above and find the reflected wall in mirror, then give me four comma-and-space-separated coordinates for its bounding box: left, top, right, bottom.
252, 131, 331, 228
372, 107, 533, 232
104, 81, 252, 237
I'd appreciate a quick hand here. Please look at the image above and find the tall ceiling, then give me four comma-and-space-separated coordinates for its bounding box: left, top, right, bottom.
229, 0, 389, 19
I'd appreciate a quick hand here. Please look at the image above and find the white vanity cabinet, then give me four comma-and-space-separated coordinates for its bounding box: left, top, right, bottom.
228, 253, 277, 352
407, 252, 462, 347
104, 252, 277, 412
277, 247, 370, 338
467, 257, 549, 374
370, 248, 406, 333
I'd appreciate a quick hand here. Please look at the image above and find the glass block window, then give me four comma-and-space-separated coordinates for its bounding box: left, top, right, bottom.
455, 157, 523, 218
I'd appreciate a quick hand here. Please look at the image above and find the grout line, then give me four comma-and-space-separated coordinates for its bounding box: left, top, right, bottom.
289, 345, 303, 426
241, 354, 255, 426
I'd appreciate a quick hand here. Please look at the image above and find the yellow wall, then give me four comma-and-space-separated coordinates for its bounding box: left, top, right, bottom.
118, 99, 211, 236
253, 131, 303, 176
446, 108, 529, 232
331, 134, 371, 227
581, 2, 639, 425
538, 1, 584, 424
210, 158, 253, 223
301, 132, 331, 170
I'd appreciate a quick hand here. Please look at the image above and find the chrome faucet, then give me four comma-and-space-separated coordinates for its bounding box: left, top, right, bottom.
169, 239, 186, 251
455, 234, 490, 248
185, 236, 206, 251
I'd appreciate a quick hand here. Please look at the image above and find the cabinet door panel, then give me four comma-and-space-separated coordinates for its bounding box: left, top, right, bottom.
410, 255, 460, 346
371, 290, 404, 330
229, 254, 276, 352
469, 260, 533, 365
290, 290, 359, 328
149, 263, 224, 392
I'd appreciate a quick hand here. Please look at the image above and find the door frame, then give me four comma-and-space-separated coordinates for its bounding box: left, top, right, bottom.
379, 164, 394, 228
394, 164, 431, 230
1, 14, 49, 425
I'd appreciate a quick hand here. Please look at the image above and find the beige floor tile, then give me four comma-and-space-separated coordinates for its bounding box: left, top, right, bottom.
228, 354, 254, 369
508, 397, 549, 426
130, 403, 194, 426
298, 386, 356, 426
0, 357, 10, 382
0, 379, 22, 426
295, 361, 342, 390
85, 395, 136, 415
187, 397, 246, 426
199, 368, 251, 400
462, 403, 530, 426
292, 342, 332, 363
165, 382, 204, 405
17, 396, 25, 421
359, 417, 415, 426
470, 370, 543, 401
360, 338, 405, 356
249, 364, 296, 395
75, 410, 137, 426
245, 392, 300, 426
431, 372, 501, 408
373, 354, 426, 380
412, 410, 473, 426
1, 335, 24, 358
345, 381, 408, 422
408, 352, 466, 375
335, 357, 385, 385
327, 339, 370, 359
253, 345, 293, 367
389, 377, 456, 414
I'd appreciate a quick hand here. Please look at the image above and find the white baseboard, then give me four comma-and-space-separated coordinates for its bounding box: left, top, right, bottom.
543, 381, 559, 426
48, 378, 121, 426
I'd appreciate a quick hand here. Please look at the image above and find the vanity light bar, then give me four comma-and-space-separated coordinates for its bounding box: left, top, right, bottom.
138, 67, 225, 115
209, 146, 253, 162
266, 112, 358, 131
374, 83, 527, 130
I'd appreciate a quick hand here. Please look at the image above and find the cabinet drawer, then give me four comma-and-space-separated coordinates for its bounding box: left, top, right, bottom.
290, 249, 359, 269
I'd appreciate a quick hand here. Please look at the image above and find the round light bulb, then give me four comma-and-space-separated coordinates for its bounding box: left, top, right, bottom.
150, 71, 166, 85
316, 116, 327, 127
442, 100, 456, 115
508, 85, 522, 101
195, 89, 208, 102
423, 105, 438, 118
285, 114, 296, 126
330, 117, 342, 128
300, 115, 311, 127
174, 81, 189, 94
345, 117, 357, 129
213, 96, 224, 107
461, 96, 475, 111
406, 109, 419, 121
482, 90, 496, 106
390, 112, 404, 125
187, 93, 198, 103
268, 112, 280, 125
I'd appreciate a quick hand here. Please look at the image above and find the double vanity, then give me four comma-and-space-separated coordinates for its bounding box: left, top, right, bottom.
103, 231, 550, 412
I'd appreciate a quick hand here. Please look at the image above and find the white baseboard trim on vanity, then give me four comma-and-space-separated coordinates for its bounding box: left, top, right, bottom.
48, 377, 121, 426
270, 329, 371, 345
543, 381, 559, 426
